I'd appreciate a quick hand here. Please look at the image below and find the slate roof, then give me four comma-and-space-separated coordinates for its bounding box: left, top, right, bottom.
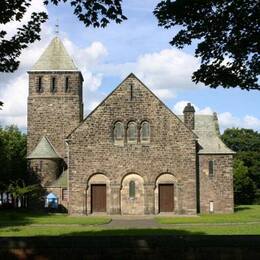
27, 136, 61, 159
47, 170, 67, 188
30, 37, 78, 71
178, 114, 235, 154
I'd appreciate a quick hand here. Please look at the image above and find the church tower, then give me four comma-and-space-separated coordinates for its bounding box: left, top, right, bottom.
27, 37, 83, 185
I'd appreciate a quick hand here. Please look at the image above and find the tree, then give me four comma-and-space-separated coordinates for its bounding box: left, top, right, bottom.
233, 159, 256, 204
154, 0, 260, 90
0, 0, 126, 73
221, 128, 260, 152
7, 179, 39, 208
0, 125, 27, 185
221, 128, 260, 204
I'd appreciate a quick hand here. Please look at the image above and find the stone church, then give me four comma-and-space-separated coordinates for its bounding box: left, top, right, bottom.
27, 37, 234, 215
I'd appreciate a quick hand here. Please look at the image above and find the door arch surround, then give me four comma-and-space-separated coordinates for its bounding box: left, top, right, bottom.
86, 173, 110, 214
155, 173, 178, 214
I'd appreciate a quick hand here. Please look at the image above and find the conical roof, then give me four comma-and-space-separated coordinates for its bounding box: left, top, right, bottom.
27, 136, 61, 159
30, 37, 78, 71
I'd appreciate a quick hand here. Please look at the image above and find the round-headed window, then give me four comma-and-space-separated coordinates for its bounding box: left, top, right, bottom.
114, 121, 124, 145
127, 121, 137, 143
141, 121, 150, 142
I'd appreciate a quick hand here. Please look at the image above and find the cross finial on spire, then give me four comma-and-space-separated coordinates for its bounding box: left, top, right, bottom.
55, 18, 59, 36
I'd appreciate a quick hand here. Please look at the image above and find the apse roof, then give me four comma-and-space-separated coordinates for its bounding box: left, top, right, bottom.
27, 136, 61, 159
47, 170, 67, 188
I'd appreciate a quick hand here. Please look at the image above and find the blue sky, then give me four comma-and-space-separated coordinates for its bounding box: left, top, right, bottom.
0, 0, 259, 132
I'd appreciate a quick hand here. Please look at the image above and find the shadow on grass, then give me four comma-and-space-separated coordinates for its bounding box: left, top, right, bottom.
0, 209, 56, 228
234, 206, 251, 212
64, 228, 206, 236
1, 231, 260, 260
0, 229, 205, 259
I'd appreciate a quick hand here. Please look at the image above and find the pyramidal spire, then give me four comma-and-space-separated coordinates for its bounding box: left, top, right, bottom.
30, 37, 78, 71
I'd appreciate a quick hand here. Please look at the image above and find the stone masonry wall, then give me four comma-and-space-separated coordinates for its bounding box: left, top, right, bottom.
29, 159, 62, 186
199, 154, 234, 213
27, 71, 83, 159
68, 74, 197, 215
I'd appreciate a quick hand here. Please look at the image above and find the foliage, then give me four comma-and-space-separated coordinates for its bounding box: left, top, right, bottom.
154, 0, 260, 90
233, 159, 256, 204
0, 1, 48, 72
0, 0, 126, 73
0, 125, 27, 185
44, 0, 126, 28
221, 128, 260, 152
221, 128, 260, 204
1, 0, 259, 92
236, 152, 260, 189
8, 179, 39, 199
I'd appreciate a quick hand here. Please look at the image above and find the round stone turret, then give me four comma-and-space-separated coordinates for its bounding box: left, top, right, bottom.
27, 136, 63, 186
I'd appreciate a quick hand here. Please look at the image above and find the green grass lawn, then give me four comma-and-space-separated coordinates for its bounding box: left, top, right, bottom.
0, 205, 260, 236
0, 210, 111, 226
156, 205, 260, 224
1, 224, 260, 236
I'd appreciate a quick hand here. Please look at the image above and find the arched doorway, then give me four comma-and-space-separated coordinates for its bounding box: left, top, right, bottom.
155, 173, 177, 214
121, 173, 144, 215
87, 173, 110, 214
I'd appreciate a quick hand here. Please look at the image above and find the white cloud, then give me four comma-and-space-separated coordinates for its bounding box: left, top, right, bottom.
218, 112, 240, 129
63, 38, 107, 93
219, 113, 260, 131
0, 0, 53, 129
243, 115, 260, 129
153, 88, 176, 99
0, 1, 108, 129
173, 100, 213, 115
0, 74, 28, 128
101, 48, 201, 100
135, 49, 200, 92
99, 47, 200, 101
0, 27, 107, 128
173, 101, 260, 132
63, 40, 108, 69
0, 0, 48, 38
